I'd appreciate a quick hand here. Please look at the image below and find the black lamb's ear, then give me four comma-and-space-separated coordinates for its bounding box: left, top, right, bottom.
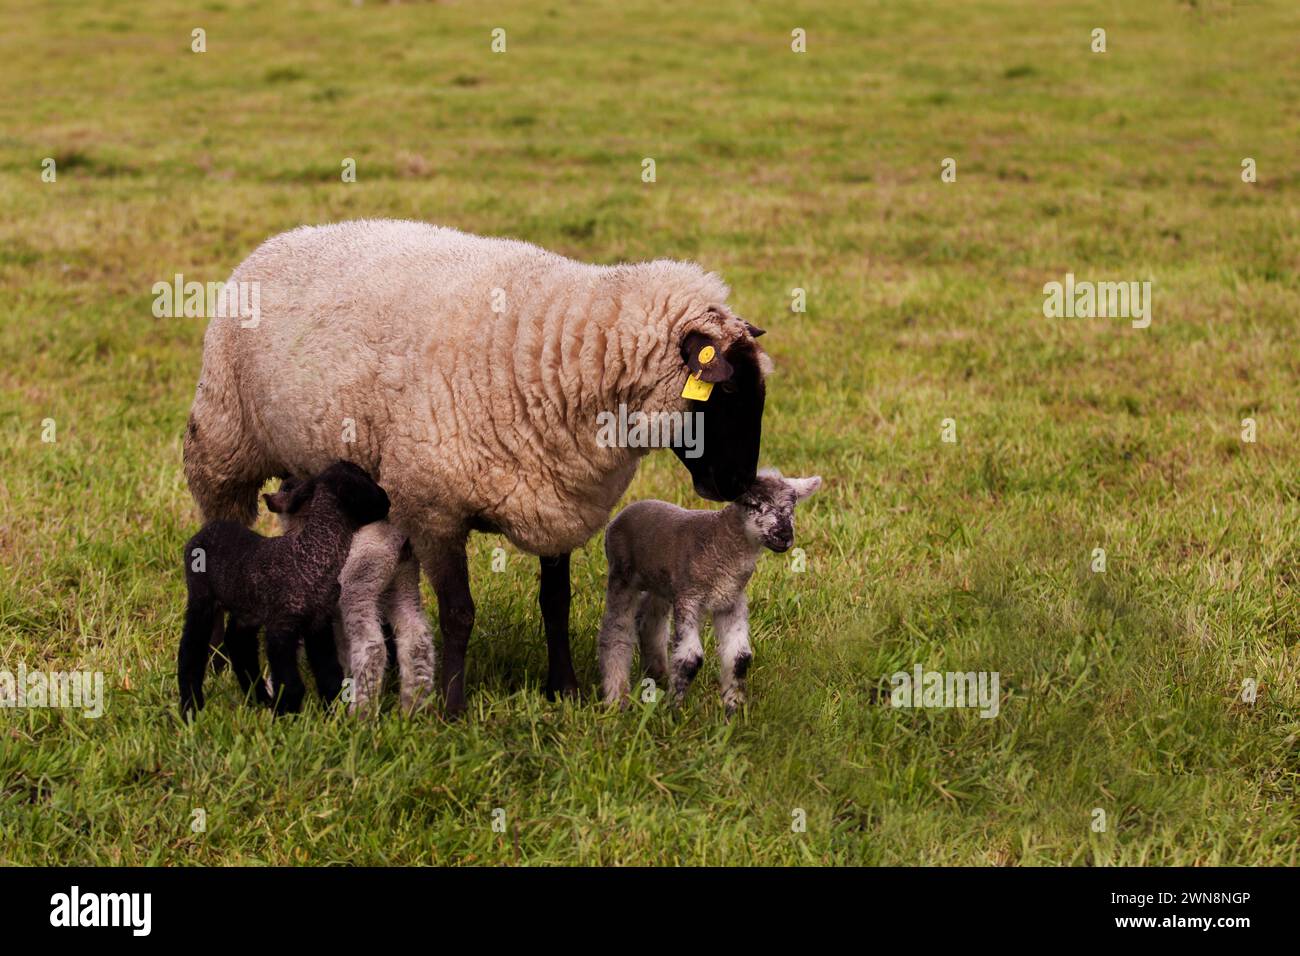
681, 330, 734, 384
336, 468, 391, 525
267, 477, 314, 514
744, 322, 766, 338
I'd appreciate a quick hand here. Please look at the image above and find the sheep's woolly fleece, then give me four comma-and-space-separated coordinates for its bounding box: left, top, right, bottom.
185, 219, 770, 556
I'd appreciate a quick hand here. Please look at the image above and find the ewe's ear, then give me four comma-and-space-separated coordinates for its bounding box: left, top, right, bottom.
787, 476, 822, 501
745, 322, 766, 338
336, 469, 391, 525
681, 330, 734, 383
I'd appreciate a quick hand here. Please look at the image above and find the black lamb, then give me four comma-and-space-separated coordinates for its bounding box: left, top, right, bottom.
177, 460, 391, 717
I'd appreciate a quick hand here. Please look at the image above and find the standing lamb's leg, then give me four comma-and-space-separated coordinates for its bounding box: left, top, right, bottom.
597, 579, 640, 706
226, 617, 271, 706
422, 538, 475, 718
386, 559, 436, 714
669, 602, 705, 704
266, 628, 307, 716
539, 553, 579, 700
635, 594, 671, 686
304, 623, 344, 706
713, 595, 753, 715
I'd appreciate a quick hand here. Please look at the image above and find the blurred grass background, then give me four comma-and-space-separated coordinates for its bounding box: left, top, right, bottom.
0, 0, 1298, 864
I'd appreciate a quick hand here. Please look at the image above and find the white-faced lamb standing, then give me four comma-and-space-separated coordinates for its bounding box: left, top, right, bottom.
598, 469, 822, 713
183, 220, 772, 715
263, 477, 436, 716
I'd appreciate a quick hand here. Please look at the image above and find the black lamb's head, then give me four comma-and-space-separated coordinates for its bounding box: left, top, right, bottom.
264, 461, 390, 529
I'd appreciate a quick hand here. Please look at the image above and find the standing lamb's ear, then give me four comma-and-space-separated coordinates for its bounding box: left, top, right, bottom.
744, 322, 766, 338
787, 476, 822, 501
681, 330, 734, 383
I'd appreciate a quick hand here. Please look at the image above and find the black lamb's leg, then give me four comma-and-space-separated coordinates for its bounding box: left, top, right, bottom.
178, 594, 217, 718
539, 553, 579, 700
226, 617, 271, 706
266, 628, 306, 716
304, 622, 344, 706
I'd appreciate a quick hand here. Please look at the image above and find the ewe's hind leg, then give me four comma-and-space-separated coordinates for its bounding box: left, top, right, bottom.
182, 416, 266, 526
183, 358, 274, 526
635, 594, 671, 687
669, 603, 705, 704
415, 536, 474, 718
713, 596, 753, 715
385, 560, 436, 714
597, 581, 640, 706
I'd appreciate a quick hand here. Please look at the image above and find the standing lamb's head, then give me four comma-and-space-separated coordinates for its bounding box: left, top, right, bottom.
736, 468, 822, 553
263, 461, 391, 530
673, 305, 773, 502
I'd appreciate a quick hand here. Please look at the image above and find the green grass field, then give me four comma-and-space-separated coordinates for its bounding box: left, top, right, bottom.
2, 0, 1298, 865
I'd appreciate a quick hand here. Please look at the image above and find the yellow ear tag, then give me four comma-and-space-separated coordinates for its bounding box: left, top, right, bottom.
681, 345, 716, 401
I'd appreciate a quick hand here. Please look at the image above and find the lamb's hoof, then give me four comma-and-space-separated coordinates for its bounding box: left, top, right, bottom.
545, 678, 581, 702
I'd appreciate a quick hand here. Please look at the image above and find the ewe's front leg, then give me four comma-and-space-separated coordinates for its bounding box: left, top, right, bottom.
669, 603, 705, 704
597, 580, 640, 706
713, 596, 753, 715
539, 553, 579, 700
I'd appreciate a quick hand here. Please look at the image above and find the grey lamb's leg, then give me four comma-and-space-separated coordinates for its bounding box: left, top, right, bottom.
597, 580, 641, 706
713, 594, 753, 715
669, 602, 706, 704
635, 593, 671, 687
385, 557, 436, 714
342, 588, 386, 717
339, 536, 401, 717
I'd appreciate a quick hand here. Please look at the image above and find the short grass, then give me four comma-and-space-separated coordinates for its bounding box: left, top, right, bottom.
2, 0, 1299, 865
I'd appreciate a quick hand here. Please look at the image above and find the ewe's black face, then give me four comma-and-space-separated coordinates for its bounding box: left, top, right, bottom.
673, 330, 767, 503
